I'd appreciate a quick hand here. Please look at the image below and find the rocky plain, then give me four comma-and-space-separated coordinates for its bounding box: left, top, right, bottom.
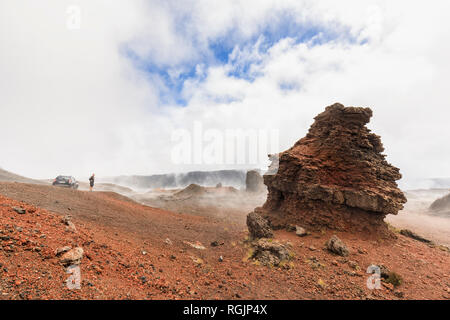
0, 103, 449, 300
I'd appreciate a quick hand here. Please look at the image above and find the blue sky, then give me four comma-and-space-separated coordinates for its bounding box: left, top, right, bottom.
122, 11, 364, 107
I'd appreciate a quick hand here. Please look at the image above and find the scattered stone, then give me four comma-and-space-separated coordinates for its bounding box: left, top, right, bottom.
218, 256, 224, 262
61, 215, 76, 232
399, 229, 432, 244
140, 276, 147, 284
13, 207, 26, 214
357, 248, 368, 254
55, 246, 72, 256
326, 235, 349, 257
307, 256, 325, 270
246, 212, 273, 239
210, 240, 224, 247
59, 247, 84, 266
250, 239, 292, 267
286, 224, 296, 232
308, 246, 316, 251
382, 282, 394, 291
184, 241, 206, 250
92, 265, 102, 274
164, 238, 173, 245
317, 278, 327, 289
295, 226, 307, 237
61, 215, 72, 225
394, 290, 404, 298
348, 260, 360, 270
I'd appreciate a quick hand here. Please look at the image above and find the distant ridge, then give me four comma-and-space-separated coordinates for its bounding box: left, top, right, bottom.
103, 169, 248, 189
0, 168, 44, 184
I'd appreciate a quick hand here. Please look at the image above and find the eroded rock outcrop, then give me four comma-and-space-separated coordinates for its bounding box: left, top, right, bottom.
253, 103, 407, 235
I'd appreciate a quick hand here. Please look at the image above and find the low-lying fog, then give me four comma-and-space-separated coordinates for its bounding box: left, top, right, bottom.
88, 180, 450, 246
386, 189, 450, 246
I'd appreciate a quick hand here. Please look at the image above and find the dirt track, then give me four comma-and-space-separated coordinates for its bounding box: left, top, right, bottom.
0, 182, 449, 300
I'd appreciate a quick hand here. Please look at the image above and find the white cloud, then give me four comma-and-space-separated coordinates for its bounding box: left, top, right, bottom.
1, 0, 449, 188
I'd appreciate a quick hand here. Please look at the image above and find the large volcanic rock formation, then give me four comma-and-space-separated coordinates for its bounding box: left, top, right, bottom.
254, 103, 407, 235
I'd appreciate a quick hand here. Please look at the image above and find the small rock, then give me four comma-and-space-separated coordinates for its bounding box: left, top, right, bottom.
65, 222, 76, 232
246, 212, 273, 239
164, 238, 173, 245
92, 265, 102, 274
55, 246, 72, 256
251, 239, 292, 267
309, 246, 316, 251
13, 207, 26, 214
382, 282, 394, 291
394, 290, 404, 298
326, 235, 349, 257
218, 255, 224, 262
140, 276, 147, 284
286, 224, 296, 232
348, 260, 360, 270
317, 278, 327, 289
210, 241, 220, 247
295, 226, 307, 237
60, 247, 84, 266
184, 241, 206, 250
61, 215, 72, 225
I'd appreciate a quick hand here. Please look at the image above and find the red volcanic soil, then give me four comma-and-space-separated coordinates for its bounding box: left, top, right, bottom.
0, 182, 449, 300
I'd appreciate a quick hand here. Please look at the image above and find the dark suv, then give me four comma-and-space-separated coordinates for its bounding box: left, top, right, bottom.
52, 175, 79, 189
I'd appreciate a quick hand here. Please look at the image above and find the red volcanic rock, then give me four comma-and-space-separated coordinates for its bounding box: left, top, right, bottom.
254, 103, 407, 235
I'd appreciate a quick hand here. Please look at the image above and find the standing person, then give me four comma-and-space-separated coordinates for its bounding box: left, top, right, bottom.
89, 173, 95, 191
